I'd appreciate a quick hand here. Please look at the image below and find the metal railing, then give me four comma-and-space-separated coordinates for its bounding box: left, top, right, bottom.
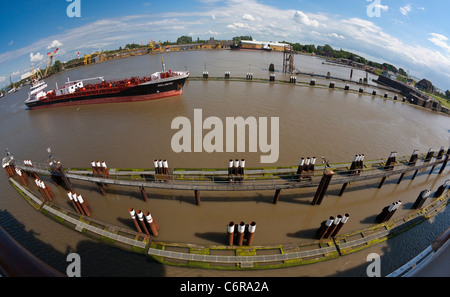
13, 154, 447, 192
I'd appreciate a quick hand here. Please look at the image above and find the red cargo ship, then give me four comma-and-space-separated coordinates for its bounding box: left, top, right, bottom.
24, 70, 189, 110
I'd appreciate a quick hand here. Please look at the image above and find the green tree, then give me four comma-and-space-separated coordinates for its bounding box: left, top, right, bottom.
177, 36, 193, 44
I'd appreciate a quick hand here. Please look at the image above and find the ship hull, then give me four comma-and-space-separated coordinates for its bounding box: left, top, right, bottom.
25, 75, 188, 110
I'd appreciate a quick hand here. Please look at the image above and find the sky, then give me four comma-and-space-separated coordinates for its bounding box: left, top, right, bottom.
1, 0, 450, 91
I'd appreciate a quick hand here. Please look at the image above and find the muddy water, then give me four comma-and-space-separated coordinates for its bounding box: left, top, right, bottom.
0, 50, 449, 277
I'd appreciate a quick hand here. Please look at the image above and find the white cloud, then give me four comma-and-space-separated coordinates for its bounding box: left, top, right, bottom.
47, 40, 63, 49
328, 33, 345, 39
8, 40, 13, 46
242, 14, 255, 21
293, 11, 319, 27
428, 33, 450, 52
2, 0, 450, 89
400, 4, 412, 16
29, 52, 44, 63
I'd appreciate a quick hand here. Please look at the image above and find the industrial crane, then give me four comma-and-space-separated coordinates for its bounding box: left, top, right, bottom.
44, 48, 59, 77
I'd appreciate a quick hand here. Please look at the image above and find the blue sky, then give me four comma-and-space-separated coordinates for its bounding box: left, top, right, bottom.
1, 0, 450, 90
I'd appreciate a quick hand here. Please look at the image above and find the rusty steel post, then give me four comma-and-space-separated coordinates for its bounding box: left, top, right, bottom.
378, 176, 387, 189
412, 190, 431, 209
194, 189, 201, 206
128, 208, 142, 233
397, 172, 406, 184
96, 182, 106, 196
246, 221, 256, 246
273, 188, 281, 204
237, 221, 246, 246
139, 186, 148, 202
338, 183, 349, 197
385, 201, 401, 221
312, 170, 334, 205
331, 214, 349, 237
408, 150, 419, 166
67, 192, 81, 214
36, 179, 48, 201
316, 217, 334, 240
439, 154, 448, 174
41, 181, 54, 201
153, 160, 159, 176
227, 221, 235, 246
77, 194, 91, 217
434, 180, 449, 197
324, 215, 341, 238
136, 210, 149, 235
72, 193, 86, 216
144, 212, 158, 237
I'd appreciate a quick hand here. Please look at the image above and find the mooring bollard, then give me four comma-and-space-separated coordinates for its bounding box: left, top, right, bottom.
128, 208, 142, 233
329, 82, 335, 89
412, 190, 431, 209
203, 71, 208, 79
269, 73, 275, 82
227, 221, 235, 246
344, 85, 350, 91
434, 180, 449, 197
316, 216, 334, 240
310, 79, 316, 86
237, 221, 246, 246
246, 73, 253, 80
246, 221, 256, 246
290, 76, 297, 83
224, 71, 230, 79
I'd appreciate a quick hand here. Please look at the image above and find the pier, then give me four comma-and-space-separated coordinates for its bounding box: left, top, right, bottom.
11, 149, 449, 207
6, 173, 449, 270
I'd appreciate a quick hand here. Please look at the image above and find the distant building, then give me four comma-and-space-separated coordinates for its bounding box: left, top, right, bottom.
415, 79, 435, 93
238, 40, 290, 52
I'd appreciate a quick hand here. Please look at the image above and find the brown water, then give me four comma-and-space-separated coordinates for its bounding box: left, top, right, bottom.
0, 50, 449, 277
